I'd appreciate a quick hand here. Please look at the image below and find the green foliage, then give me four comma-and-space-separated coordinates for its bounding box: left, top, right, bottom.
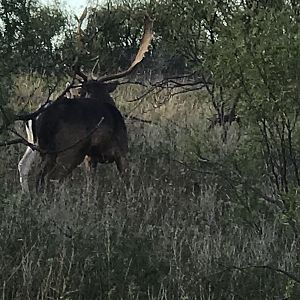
204, 1, 300, 120
0, 0, 68, 74
0, 0, 70, 109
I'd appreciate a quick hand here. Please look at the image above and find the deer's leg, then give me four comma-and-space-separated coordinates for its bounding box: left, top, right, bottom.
46, 150, 87, 182
83, 155, 98, 194
84, 156, 94, 172
115, 155, 130, 187
115, 155, 128, 174
36, 152, 81, 192
18, 147, 37, 193
36, 155, 57, 192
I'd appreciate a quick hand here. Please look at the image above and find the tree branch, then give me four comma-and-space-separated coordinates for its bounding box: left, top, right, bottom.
227, 264, 300, 285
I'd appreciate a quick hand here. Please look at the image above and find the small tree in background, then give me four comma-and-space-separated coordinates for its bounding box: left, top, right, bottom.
0, 0, 70, 111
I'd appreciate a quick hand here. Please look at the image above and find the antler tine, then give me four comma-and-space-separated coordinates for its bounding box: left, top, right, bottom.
76, 7, 88, 43
98, 15, 154, 82
91, 57, 100, 79
73, 64, 88, 82
73, 7, 89, 82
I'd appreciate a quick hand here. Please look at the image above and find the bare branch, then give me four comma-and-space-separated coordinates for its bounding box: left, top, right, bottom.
124, 114, 158, 125
124, 73, 210, 104
118, 80, 148, 87
8, 129, 40, 151
2, 117, 105, 156
169, 85, 205, 97
15, 101, 53, 122
126, 85, 158, 103
226, 264, 300, 285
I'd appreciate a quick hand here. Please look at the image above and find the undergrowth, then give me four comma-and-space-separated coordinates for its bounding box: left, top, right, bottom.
0, 79, 299, 299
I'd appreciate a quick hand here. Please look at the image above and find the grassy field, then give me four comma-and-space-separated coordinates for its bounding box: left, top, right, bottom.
0, 77, 299, 299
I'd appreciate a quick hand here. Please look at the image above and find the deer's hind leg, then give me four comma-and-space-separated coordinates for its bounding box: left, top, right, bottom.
46, 148, 87, 182
115, 154, 130, 187
18, 147, 37, 193
36, 154, 57, 192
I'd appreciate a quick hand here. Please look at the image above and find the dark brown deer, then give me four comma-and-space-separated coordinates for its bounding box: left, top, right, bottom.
17, 15, 153, 191
17, 83, 81, 193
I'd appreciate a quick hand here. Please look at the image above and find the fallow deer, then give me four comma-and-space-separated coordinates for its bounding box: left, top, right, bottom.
17, 15, 153, 191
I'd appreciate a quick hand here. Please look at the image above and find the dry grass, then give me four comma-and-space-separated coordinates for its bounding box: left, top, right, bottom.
0, 76, 299, 299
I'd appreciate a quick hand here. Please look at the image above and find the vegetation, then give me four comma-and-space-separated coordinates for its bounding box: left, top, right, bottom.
0, 0, 300, 298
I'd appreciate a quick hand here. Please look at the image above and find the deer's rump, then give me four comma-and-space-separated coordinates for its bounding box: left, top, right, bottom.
35, 98, 128, 180
36, 97, 127, 153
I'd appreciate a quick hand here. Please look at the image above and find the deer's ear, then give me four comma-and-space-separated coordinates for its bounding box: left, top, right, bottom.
105, 81, 119, 93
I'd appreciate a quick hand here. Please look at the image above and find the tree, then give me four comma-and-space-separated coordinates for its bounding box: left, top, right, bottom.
0, 0, 69, 107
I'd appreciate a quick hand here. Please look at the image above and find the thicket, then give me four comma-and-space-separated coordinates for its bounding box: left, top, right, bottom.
0, 0, 300, 298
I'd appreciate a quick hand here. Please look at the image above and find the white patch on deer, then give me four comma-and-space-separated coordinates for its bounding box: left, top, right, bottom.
18, 120, 37, 193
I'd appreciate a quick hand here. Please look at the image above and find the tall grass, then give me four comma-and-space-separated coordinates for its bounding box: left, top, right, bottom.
0, 76, 299, 299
